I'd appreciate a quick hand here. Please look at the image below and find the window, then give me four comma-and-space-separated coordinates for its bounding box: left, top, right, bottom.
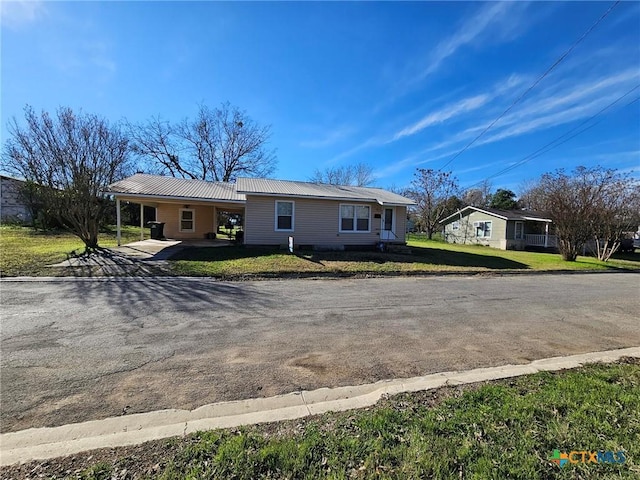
475, 220, 492, 238
452, 221, 460, 231
275, 201, 294, 231
484, 221, 492, 238
180, 209, 195, 232
340, 204, 370, 232
515, 221, 524, 240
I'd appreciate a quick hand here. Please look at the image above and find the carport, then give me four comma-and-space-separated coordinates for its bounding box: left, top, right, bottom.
107, 174, 246, 246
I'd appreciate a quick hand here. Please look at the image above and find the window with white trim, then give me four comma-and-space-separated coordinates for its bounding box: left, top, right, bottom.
340, 204, 370, 232
452, 221, 460, 230
475, 220, 492, 238
180, 208, 195, 232
275, 201, 294, 231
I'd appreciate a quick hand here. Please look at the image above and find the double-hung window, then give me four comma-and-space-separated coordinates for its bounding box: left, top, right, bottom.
275, 201, 294, 231
180, 208, 195, 232
475, 221, 492, 238
340, 204, 370, 232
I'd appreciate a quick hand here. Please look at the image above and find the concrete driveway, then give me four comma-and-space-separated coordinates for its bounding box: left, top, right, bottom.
1, 273, 639, 432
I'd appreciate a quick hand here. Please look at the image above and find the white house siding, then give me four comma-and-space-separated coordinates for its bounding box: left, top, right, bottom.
443, 211, 508, 249
244, 195, 406, 247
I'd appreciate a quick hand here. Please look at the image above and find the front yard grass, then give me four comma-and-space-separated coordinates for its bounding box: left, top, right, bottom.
0, 225, 147, 276
170, 238, 640, 277
4, 360, 638, 479
2, 225, 639, 277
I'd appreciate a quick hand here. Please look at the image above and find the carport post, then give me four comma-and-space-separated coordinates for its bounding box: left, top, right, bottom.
140, 203, 144, 241
116, 197, 121, 247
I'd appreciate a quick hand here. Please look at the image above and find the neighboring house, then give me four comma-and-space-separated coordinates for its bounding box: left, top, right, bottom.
107, 174, 415, 248
440, 206, 555, 251
0, 175, 32, 224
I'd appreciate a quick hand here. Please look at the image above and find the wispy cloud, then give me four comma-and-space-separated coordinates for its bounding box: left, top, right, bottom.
374, 148, 461, 179
388, 74, 525, 143
300, 125, 356, 148
416, 2, 525, 82
0, 0, 46, 29
372, 65, 639, 182
45, 39, 117, 81
390, 94, 489, 141
454, 160, 506, 176
478, 69, 640, 145
372, 2, 534, 114
332, 73, 526, 167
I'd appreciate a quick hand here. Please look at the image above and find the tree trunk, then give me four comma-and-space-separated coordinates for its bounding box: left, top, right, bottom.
559, 239, 578, 261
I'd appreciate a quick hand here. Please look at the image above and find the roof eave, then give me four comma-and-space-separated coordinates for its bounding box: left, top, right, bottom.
107, 191, 246, 204
239, 191, 378, 203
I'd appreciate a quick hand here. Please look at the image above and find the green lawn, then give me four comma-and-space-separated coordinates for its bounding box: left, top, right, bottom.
8, 360, 637, 479
407, 235, 640, 272
0, 225, 147, 276
2, 225, 639, 277
170, 237, 640, 277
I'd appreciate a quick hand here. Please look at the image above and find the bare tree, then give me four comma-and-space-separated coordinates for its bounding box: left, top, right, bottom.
517, 178, 541, 210
407, 169, 460, 239
3, 106, 131, 251
310, 162, 375, 186
525, 166, 639, 261
385, 184, 409, 196
462, 180, 492, 207
129, 102, 276, 182
127, 116, 187, 177
590, 176, 640, 261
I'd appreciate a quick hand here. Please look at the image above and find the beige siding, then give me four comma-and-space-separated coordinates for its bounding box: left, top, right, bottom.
443, 211, 508, 249
245, 196, 406, 246
156, 203, 216, 239
395, 208, 407, 241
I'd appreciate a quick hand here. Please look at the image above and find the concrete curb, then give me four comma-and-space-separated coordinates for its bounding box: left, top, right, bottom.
2, 269, 639, 282
1, 347, 639, 466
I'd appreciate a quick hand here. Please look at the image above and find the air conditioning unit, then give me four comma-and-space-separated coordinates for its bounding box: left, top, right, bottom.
473, 221, 482, 228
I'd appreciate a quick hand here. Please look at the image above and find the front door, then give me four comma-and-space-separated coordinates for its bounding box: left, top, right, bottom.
381, 207, 395, 241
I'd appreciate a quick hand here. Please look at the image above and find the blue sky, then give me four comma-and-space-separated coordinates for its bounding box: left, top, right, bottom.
2, 1, 639, 193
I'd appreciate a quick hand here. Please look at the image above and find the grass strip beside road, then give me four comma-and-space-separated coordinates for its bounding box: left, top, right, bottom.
2, 226, 639, 277
0, 225, 146, 276
169, 239, 640, 277
3, 360, 638, 479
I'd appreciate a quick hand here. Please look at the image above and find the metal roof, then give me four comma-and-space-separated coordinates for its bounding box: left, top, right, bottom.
440, 206, 552, 224
236, 178, 416, 206
107, 174, 245, 203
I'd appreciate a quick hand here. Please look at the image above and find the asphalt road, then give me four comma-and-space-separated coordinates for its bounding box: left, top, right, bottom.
1, 273, 639, 432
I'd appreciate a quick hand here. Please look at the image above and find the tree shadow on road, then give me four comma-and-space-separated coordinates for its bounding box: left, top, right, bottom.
58, 274, 275, 319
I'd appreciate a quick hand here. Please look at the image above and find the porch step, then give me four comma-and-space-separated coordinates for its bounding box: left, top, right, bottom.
386, 244, 412, 255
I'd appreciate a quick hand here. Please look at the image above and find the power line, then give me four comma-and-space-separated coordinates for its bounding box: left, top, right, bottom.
464, 83, 640, 189
439, 0, 621, 171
